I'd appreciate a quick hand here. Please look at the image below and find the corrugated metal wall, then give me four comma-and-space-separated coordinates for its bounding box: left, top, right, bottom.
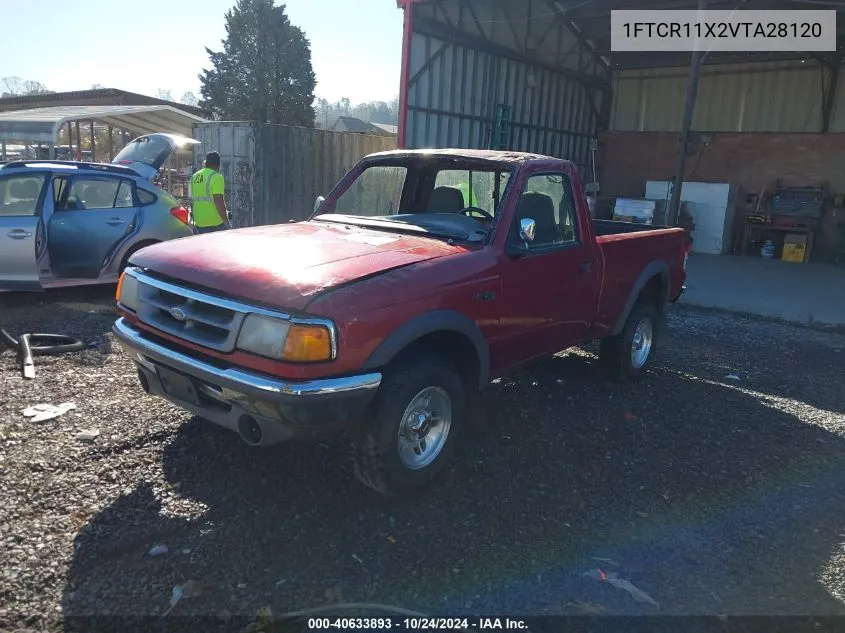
193, 122, 257, 226
407, 33, 603, 173
611, 61, 845, 132
193, 122, 395, 226
405, 0, 609, 175
254, 124, 395, 224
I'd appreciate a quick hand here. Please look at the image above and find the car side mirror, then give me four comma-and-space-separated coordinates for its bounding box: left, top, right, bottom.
519, 217, 536, 243
314, 195, 325, 213
505, 217, 537, 258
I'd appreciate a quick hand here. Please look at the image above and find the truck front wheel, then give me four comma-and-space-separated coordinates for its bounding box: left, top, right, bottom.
599, 302, 663, 382
353, 355, 465, 495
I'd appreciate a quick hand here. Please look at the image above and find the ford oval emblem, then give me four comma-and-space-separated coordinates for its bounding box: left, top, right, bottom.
169, 306, 188, 322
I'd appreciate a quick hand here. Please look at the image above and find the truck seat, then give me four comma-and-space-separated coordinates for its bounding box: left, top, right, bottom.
427, 186, 465, 214
518, 192, 562, 244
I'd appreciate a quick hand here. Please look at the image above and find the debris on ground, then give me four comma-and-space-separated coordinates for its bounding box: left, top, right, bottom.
74, 429, 100, 442
566, 599, 606, 614
163, 579, 205, 615
584, 568, 659, 607
593, 557, 619, 567
22, 402, 76, 423
148, 544, 169, 557
725, 374, 741, 381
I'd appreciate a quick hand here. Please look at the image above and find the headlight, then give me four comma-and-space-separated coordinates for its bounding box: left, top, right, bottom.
236, 314, 335, 362
237, 314, 291, 359
116, 269, 140, 312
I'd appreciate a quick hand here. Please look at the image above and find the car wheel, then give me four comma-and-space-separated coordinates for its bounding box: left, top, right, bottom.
599, 302, 663, 382
353, 354, 465, 495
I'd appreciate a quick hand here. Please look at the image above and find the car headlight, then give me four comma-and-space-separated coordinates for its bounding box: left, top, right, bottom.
116, 269, 140, 312
236, 315, 335, 362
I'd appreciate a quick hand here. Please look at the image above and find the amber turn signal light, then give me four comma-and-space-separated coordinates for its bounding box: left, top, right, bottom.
282, 324, 333, 362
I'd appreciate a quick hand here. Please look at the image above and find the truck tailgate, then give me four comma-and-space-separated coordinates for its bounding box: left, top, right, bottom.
592, 223, 688, 337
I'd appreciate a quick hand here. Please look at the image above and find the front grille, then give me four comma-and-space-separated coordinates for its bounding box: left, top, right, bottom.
135, 277, 248, 352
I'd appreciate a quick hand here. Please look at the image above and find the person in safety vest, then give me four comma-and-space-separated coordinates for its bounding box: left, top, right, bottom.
190, 151, 230, 233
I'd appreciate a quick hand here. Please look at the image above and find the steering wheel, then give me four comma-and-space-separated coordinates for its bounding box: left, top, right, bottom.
458, 206, 494, 221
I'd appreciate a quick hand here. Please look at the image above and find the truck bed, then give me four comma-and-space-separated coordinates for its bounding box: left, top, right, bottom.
590, 220, 688, 339
593, 219, 673, 236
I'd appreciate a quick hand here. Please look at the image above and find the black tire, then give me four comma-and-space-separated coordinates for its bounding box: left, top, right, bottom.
599, 302, 664, 383
353, 354, 466, 495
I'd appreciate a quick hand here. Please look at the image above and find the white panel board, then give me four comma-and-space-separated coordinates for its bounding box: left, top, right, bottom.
645, 180, 736, 255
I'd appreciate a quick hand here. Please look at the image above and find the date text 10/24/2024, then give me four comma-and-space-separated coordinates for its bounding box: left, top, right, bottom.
307, 617, 528, 630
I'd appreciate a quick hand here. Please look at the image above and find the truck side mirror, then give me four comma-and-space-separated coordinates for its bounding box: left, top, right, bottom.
519, 217, 536, 243
314, 195, 325, 213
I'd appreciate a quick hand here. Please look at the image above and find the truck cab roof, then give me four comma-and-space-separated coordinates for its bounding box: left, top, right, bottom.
364, 147, 573, 167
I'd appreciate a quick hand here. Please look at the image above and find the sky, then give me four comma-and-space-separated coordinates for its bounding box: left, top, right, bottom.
0, 0, 404, 105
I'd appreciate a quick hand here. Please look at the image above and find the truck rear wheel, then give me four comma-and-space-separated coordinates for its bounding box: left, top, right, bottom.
353, 355, 465, 495
599, 302, 663, 382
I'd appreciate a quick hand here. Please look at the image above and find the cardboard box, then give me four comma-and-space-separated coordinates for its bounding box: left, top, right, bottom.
782, 242, 806, 263
784, 233, 808, 247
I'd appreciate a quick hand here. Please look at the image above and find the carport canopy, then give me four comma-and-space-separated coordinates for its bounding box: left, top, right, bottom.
0, 105, 207, 144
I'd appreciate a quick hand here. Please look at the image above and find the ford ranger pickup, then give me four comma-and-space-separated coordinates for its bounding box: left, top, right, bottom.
113, 149, 689, 495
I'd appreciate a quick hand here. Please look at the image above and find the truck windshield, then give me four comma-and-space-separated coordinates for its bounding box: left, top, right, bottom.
315, 162, 512, 243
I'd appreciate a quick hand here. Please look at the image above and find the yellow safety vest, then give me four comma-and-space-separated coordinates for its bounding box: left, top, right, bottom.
190, 167, 225, 227
455, 182, 479, 208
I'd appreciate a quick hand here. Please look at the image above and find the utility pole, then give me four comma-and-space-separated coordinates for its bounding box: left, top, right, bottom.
668, 0, 707, 226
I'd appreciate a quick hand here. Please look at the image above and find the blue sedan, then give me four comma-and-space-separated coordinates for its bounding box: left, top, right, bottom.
0, 159, 195, 291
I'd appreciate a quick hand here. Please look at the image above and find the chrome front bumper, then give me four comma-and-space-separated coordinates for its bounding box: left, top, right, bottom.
113, 317, 382, 442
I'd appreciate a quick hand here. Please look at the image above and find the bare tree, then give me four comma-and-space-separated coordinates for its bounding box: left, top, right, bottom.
156, 88, 174, 101
180, 91, 199, 106
91, 83, 105, 90
1, 76, 52, 97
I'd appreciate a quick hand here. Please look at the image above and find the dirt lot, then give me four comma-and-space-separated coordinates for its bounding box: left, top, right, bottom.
1, 286, 845, 628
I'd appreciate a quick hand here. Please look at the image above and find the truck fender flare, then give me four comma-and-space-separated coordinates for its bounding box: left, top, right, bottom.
611, 260, 670, 336
362, 310, 491, 391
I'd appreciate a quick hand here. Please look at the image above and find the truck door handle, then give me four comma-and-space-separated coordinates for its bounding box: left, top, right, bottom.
106, 217, 126, 226
7, 230, 32, 239
579, 261, 593, 273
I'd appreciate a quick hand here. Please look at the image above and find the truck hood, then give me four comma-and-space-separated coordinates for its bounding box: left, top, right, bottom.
128, 220, 464, 311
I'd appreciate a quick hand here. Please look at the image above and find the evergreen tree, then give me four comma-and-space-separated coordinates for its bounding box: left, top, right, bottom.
199, 0, 316, 126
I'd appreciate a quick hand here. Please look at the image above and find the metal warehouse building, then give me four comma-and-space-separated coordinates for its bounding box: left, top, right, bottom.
394, 0, 845, 263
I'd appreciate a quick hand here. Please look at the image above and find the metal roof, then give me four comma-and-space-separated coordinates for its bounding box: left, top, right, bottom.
407, 0, 845, 71
0, 105, 207, 144
0, 88, 206, 117
556, 0, 845, 69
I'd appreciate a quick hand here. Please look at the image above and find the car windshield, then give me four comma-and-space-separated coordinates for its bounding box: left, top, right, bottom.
314, 160, 512, 243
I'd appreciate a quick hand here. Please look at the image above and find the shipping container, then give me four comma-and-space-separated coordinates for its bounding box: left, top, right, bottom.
192, 122, 396, 227
395, 0, 612, 178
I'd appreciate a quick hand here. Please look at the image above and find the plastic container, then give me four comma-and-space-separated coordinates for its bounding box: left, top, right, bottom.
760, 240, 775, 259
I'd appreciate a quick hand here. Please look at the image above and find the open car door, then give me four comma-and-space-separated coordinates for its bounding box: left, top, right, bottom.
0, 171, 47, 291
112, 133, 200, 182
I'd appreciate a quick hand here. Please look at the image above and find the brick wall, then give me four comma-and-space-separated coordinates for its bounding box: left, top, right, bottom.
598, 131, 845, 255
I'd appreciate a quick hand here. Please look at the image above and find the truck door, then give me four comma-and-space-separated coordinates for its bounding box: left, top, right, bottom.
48, 175, 138, 278
495, 170, 598, 369
0, 172, 48, 291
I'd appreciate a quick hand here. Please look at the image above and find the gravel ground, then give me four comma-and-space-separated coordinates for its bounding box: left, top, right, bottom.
2, 286, 845, 629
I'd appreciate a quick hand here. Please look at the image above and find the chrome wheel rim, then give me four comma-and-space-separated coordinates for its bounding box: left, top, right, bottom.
397, 386, 452, 470
631, 317, 653, 369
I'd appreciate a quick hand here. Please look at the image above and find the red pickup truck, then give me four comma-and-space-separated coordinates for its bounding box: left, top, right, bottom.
114, 149, 688, 495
